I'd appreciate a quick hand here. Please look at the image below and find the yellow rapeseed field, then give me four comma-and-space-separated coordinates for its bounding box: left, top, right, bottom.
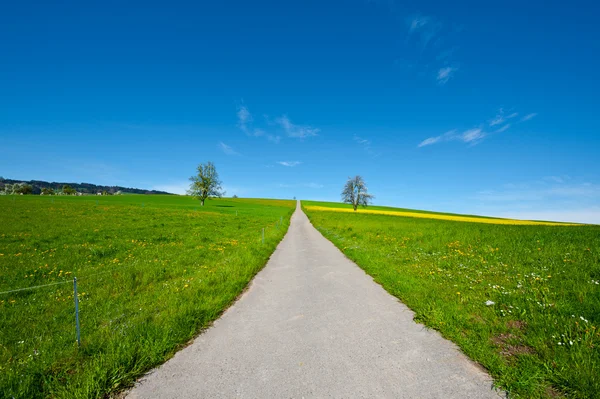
303, 206, 580, 226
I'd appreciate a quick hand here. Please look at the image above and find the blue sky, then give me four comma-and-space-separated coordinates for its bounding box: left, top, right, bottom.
1, 0, 599, 223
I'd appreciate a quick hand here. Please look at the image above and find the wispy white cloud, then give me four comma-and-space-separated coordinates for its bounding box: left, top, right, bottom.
419, 107, 536, 147
521, 113, 538, 122
403, 13, 461, 84
353, 135, 371, 146
489, 108, 519, 127
437, 66, 458, 84
275, 115, 319, 139
489, 116, 504, 127
218, 141, 239, 156
418, 129, 456, 147
277, 161, 302, 167
237, 106, 264, 137
495, 124, 511, 133
237, 106, 252, 134
408, 15, 431, 33
237, 106, 281, 143
418, 136, 442, 147
461, 128, 485, 143
406, 14, 441, 49
419, 128, 486, 147
353, 134, 381, 157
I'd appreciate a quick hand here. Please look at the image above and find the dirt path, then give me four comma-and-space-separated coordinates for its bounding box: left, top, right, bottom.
127, 201, 503, 398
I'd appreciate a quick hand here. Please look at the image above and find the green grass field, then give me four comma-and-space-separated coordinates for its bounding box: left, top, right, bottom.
0, 195, 294, 399
303, 201, 600, 398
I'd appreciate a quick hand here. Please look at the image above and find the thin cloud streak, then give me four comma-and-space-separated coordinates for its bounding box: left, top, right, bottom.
218, 141, 239, 156
489, 108, 518, 127
461, 128, 485, 143
418, 129, 482, 147
495, 124, 511, 133
437, 66, 458, 84
277, 161, 302, 167
275, 115, 320, 139
408, 16, 431, 33
521, 113, 538, 122
419, 108, 536, 147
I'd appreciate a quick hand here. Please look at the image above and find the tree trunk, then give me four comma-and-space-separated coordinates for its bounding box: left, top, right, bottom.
201, 199, 205, 206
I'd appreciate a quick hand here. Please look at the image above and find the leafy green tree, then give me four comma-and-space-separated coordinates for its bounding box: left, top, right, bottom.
1, 183, 13, 194
16, 184, 33, 195
187, 161, 224, 206
341, 175, 374, 211
41, 187, 55, 195
63, 185, 76, 195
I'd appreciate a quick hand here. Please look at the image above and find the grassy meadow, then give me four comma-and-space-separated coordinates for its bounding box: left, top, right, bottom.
0, 195, 294, 399
303, 201, 599, 398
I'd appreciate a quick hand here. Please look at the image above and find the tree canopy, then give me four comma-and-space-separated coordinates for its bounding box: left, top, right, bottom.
62, 185, 76, 195
187, 161, 224, 206
341, 175, 374, 211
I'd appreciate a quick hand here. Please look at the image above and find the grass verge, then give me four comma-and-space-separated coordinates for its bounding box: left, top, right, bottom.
0, 195, 294, 398
303, 201, 599, 398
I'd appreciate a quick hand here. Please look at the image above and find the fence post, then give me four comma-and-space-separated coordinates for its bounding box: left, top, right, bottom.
73, 277, 81, 347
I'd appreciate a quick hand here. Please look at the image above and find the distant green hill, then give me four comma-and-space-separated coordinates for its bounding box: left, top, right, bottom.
0, 177, 174, 195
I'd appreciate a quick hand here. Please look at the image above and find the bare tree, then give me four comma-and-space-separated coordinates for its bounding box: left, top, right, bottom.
341, 175, 374, 211
187, 161, 224, 206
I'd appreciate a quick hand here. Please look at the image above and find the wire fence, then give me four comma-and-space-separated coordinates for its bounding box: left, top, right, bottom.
0, 213, 289, 348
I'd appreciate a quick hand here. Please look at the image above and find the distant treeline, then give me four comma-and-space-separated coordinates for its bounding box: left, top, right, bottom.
0, 177, 174, 195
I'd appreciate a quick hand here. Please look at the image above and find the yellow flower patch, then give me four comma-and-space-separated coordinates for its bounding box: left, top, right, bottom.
304, 206, 580, 226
